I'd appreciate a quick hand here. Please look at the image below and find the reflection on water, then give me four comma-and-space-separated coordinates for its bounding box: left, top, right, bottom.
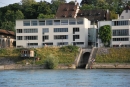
0, 69, 130, 87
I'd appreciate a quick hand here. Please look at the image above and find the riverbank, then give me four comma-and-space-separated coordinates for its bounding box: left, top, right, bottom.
92, 63, 130, 69
0, 64, 76, 70
1, 63, 130, 70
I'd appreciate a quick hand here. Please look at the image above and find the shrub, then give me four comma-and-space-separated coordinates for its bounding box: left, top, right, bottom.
44, 54, 59, 69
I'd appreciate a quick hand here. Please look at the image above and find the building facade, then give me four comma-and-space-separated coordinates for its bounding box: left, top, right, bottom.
98, 19, 130, 47
16, 18, 91, 48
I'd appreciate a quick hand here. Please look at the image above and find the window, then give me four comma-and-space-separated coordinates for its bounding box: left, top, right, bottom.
17, 29, 22, 33
24, 36, 38, 40
43, 43, 53, 46
61, 20, 68, 25
112, 21, 129, 26
57, 42, 68, 45
39, 21, 45, 25
112, 29, 129, 36
77, 19, 83, 24
43, 28, 49, 34
17, 36, 22, 40
121, 16, 124, 19
46, 20, 53, 25
69, 20, 76, 25
73, 42, 84, 45
23, 21, 30, 26
113, 38, 129, 41
28, 43, 38, 46
73, 27, 79, 34
31, 21, 37, 26
73, 35, 80, 41
54, 35, 68, 39
54, 28, 68, 32
43, 35, 49, 41
24, 28, 38, 33
54, 20, 60, 25
126, 10, 128, 13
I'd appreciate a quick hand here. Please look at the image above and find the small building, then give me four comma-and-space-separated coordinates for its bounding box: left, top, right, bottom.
0, 29, 15, 48
21, 49, 34, 57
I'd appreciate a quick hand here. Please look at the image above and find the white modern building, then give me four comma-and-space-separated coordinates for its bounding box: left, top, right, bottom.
98, 19, 130, 47
16, 18, 91, 48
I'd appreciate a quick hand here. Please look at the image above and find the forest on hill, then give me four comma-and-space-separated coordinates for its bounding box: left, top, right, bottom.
0, 0, 130, 32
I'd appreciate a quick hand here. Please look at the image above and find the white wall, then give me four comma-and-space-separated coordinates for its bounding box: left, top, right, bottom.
16, 18, 90, 48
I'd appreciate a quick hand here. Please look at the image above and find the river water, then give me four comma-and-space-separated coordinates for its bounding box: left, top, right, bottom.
0, 69, 130, 87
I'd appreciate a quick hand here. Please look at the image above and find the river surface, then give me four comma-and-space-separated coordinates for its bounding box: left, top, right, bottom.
0, 69, 130, 87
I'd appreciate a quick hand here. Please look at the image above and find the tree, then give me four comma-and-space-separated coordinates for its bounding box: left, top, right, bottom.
99, 25, 112, 47
21, 0, 36, 6
15, 10, 24, 19
1, 21, 15, 31
37, 13, 54, 19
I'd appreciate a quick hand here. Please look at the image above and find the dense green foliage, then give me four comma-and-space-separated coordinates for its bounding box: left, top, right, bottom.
99, 25, 112, 47
96, 48, 130, 63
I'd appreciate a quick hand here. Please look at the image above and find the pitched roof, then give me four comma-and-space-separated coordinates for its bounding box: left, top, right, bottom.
55, 3, 78, 18
77, 9, 111, 22
124, 5, 130, 10
0, 29, 15, 36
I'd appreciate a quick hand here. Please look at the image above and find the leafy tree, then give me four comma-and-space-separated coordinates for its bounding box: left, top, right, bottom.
69, 1, 75, 4
110, 11, 118, 19
21, 0, 36, 6
15, 10, 24, 19
99, 25, 112, 47
37, 13, 54, 19
1, 21, 15, 31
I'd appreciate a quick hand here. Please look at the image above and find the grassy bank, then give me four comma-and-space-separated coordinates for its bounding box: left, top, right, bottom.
0, 45, 79, 66
96, 48, 130, 63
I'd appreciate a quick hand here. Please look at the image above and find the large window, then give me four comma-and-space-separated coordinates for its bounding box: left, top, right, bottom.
54, 28, 68, 32
54, 35, 68, 39
23, 21, 30, 26
46, 20, 53, 25
112, 29, 129, 36
113, 38, 129, 41
43, 35, 49, 41
112, 21, 129, 26
43, 28, 49, 34
73, 35, 80, 41
24, 36, 38, 40
74, 42, 84, 45
61, 20, 68, 25
69, 20, 76, 25
24, 28, 38, 33
17, 29, 22, 33
31, 21, 37, 26
54, 20, 60, 25
39, 20, 45, 25
17, 36, 23, 40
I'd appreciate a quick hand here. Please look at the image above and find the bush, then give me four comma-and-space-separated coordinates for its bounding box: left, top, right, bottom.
44, 54, 59, 69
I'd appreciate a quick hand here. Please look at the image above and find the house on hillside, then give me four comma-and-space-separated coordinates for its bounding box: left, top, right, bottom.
55, 2, 111, 24
119, 5, 130, 19
0, 29, 15, 48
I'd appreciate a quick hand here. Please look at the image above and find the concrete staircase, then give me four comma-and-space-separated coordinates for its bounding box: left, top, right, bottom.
85, 47, 98, 69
